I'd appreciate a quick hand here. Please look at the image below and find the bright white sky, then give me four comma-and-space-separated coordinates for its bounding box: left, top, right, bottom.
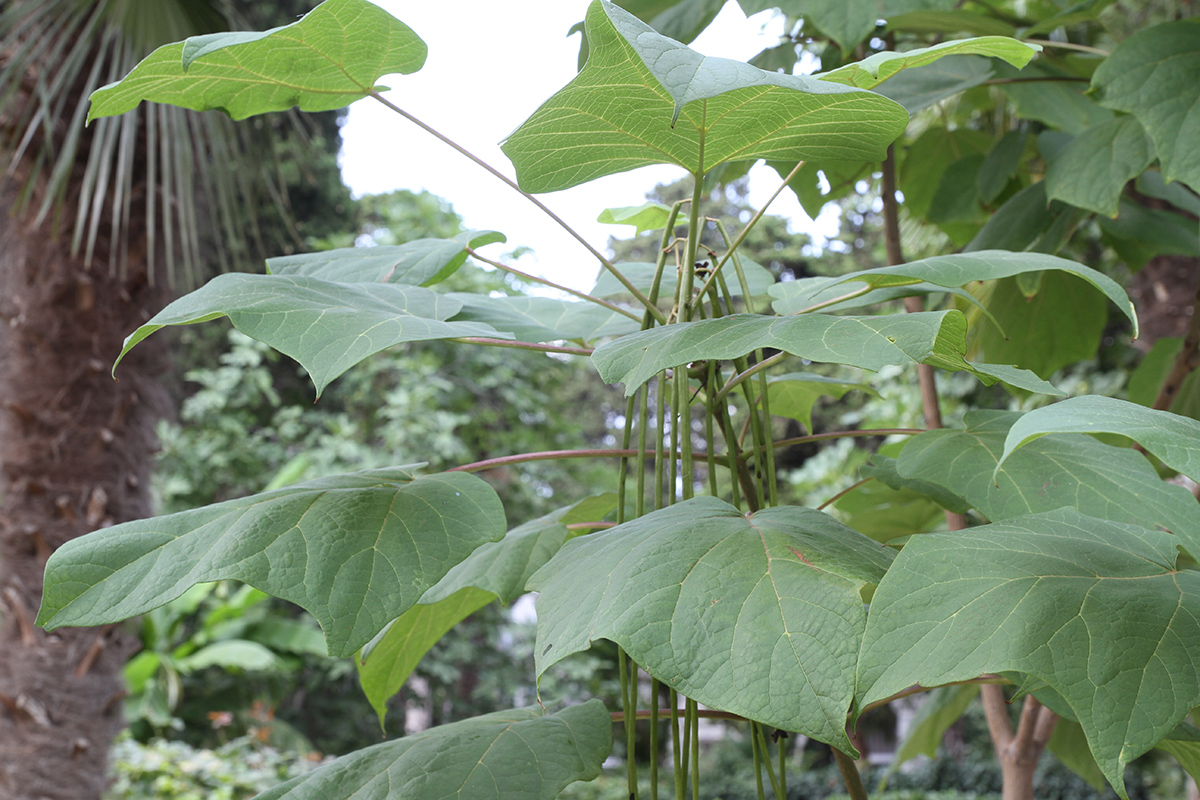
340, 0, 835, 292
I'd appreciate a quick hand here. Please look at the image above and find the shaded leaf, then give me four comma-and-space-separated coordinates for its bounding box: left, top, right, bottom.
892, 684, 979, 765
977, 129, 1027, 205
1025, 0, 1118, 36
859, 455, 971, 515
768, 276, 988, 318
37, 469, 507, 657
256, 703, 612, 800
885, 10, 1016, 37
856, 508, 1200, 797
594, 310, 1061, 396
180, 640, 279, 672
448, 294, 639, 343
1045, 117, 1155, 217
896, 409, 1200, 558
875, 54, 996, 114
113, 273, 505, 396
502, 1, 907, 193
356, 499, 612, 726
1128, 338, 1200, 421
831, 480, 948, 543
766, 372, 879, 433
1048, 719, 1108, 791
997, 61, 1111, 135
819, 37, 1038, 89
900, 128, 992, 219
1097, 197, 1200, 269
528, 497, 893, 752
1093, 22, 1200, 192
998, 395, 1200, 484
266, 231, 506, 286
964, 182, 1058, 252
88, 0, 426, 122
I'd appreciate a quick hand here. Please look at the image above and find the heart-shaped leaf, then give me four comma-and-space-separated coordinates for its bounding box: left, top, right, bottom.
1093, 22, 1200, 192
37, 468, 506, 657
528, 497, 893, 752
591, 311, 1062, 396
998, 395, 1200, 483
1045, 117, 1156, 217
87, 0, 425, 122
897, 409, 1200, 558
502, 0, 907, 193
256, 702, 612, 800
356, 498, 612, 725
819, 37, 1039, 89
856, 508, 1200, 798
266, 231, 506, 286
113, 273, 506, 396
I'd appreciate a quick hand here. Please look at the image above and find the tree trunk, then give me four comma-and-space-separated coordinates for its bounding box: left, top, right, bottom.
0, 190, 168, 799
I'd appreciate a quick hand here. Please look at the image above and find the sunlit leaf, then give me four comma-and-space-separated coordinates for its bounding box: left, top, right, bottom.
502, 0, 907, 193
529, 497, 893, 752
819, 37, 1038, 89
256, 703, 612, 800
857, 508, 1200, 797
37, 469, 506, 657
113, 273, 505, 396
597, 202, 674, 234
88, 0, 426, 122
266, 231, 506, 286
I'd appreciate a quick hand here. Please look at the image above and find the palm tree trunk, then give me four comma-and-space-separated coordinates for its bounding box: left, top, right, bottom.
0, 189, 168, 799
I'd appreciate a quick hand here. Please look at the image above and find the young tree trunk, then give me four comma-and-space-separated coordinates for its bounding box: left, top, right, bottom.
981, 686, 1058, 800
0, 192, 168, 799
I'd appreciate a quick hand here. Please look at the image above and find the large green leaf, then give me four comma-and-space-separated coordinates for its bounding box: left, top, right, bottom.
998, 61, 1112, 136
448, 294, 639, 343
1044, 117, 1156, 217
896, 409, 1200, 558
528, 497, 893, 752
766, 372, 879, 433
856, 508, 1200, 797
998, 395, 1200, 484
818, 37, 1038, 89
827, 251, 1136, 333
1093, 22, 1200, 193
87, 0, 425, 122
899, 128, 993, 219
37, 469, 506, 658
113, 273, 505, 397
256, 702, 612, 800
768, 276, 987, 318
876, 55, 996, 115
266, 231, 506, 287
501, 1, 907, 193
591, 311, 1061, 396
355, 499, 612, 725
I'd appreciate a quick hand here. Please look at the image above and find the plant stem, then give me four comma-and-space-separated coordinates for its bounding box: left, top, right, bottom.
1021, 38, 1109, 55
681, 105, 707, 323
793, 284, 874, 315
754, 724, 783, 800
714, 353, 786, 404
649, 678, 660, 800
688, 698, 699, 800
450, 337, 592, 356
448, 447, 718, 473
817, 477, 873, 511
833, 748, 870, 800
465, 247, 641, 321
752, 729, 768, 800
368, 91, 667, 324
694, 160, 806, 300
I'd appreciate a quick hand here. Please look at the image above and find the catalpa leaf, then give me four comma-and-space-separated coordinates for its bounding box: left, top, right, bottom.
1093, 22, 1200, 193
998, 395, 1200, 484
448, 294, 640, 343
1045, 117, 1156, 217
897, 409, 1200, 558
528, 497, 893, 752
87, 0, 425, 122
768, 275, 995, 326
819, 37, 1039, 89
597, 202, 674, 234
502, 0, 907, 193
766, 372, 879, 433
256, 702, 612, 800
266, 231, 506, 286
37, 469, 506, 658
827, 250, 1138, 334
591, 311, 1061, 396
113, 273, 506, 396
356, 499, 612, 726
856, 508, 1200, 798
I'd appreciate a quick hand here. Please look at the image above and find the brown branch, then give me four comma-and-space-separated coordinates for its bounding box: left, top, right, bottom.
2, 587, 36, 646
1009, 694, 1043, 759
1032, 703, 1059, 753
981, 684, 1014, 750
74, 628, 114, 678
1153, 281, 1200, 411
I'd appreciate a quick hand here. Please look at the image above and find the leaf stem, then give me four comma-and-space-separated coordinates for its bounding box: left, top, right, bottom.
465, 247, 642, 321
793, 284, 873, 315
449, 337, 592, 356
695, 160, 806, 300
368, 91, 667, 324
833, 748, 869, 800
714, 353, 787, 404
448, 447, 719, 473
817, 477, 873, 511
1022, 38, 1109, 56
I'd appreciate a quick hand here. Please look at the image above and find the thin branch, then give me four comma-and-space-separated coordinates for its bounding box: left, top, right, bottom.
1010, 694, 1043, 759
1022, 38, 1110, 56
465, 247, 641, 322
981, 684, 1015, 751
763, 428, 924, 455
1032, 703, 1059, 753
368, 91, 667, 324
714, 352, 787, 404
833, 748, 870, 800
817, 477, 872, 510
449, 337, 592, 356
449, 447, 717, 473
793, 285, 873, 315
